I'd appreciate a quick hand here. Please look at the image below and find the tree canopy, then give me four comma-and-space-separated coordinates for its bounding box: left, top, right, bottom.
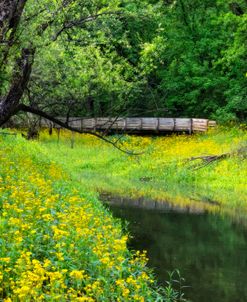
0, 0, 246, 127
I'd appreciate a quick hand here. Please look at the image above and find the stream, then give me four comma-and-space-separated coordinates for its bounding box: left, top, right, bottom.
103, 195, 247, 302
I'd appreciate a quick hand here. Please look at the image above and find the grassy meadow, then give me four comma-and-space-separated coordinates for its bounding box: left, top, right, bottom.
39, 127, 247, 217
0, 126, 246, 301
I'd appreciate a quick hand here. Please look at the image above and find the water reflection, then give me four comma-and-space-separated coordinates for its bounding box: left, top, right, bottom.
101, 193, 206, 214
103, 195, 247, 302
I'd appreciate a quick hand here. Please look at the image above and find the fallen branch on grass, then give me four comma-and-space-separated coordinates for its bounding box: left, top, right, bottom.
189, 153, 230, 170
186, 143, 247, 170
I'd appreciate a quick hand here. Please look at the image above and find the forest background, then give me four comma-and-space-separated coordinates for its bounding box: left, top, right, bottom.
0, 0, 246, 125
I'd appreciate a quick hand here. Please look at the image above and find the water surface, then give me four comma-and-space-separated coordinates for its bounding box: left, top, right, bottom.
104, 196, 247, 302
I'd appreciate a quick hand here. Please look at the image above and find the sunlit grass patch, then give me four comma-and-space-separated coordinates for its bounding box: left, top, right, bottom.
38, 127, 247, 216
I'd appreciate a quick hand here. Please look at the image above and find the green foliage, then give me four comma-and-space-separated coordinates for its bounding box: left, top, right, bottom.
1, 0, 246, 122
139, 0, 247, 121
31, 43, 140, 116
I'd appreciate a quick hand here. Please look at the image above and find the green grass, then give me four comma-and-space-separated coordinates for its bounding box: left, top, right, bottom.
38, 127, 247, 218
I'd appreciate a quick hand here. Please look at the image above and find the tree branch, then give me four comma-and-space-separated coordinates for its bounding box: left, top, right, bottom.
17, 104, 143, 155
188, 154, 229, 170
53, 11, 122, 41
185, 144, 247, 170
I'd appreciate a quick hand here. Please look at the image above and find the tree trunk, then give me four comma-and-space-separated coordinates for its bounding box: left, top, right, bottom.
0, 0, 27, 42
0, 0, 27, 66
0, 47, 35, 126
0, 0, 32, 126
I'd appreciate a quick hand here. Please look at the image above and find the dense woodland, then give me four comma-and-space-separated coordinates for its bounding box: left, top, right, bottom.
0, 0, 246, 126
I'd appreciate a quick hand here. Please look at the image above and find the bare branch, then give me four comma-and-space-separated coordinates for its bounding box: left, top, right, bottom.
23, 8, 47, 22
188, 154, 229, 170
53, 11, 122, 41
17, 104, 143, 155
185, 144, 247, 170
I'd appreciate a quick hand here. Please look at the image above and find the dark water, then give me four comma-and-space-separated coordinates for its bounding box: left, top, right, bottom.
105, 198, 247, 302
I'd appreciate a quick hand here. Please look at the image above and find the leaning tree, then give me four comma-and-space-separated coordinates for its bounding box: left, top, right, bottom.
0, 0, 129, 132
0, 0, 154, 154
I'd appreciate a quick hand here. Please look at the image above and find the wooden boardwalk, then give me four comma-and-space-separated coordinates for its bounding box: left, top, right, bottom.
42, 117, 216, 134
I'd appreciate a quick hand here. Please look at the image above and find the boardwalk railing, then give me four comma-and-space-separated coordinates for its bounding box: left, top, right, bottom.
41, 117, 215, 133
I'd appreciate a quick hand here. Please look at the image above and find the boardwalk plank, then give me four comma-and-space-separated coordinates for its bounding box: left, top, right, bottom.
40, 116, 215, 133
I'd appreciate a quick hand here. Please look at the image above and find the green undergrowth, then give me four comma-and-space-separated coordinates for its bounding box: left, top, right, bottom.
0, 134, 182, 301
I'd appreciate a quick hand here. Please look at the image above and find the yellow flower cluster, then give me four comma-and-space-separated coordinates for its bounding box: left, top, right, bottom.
0, 137, 160, 301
